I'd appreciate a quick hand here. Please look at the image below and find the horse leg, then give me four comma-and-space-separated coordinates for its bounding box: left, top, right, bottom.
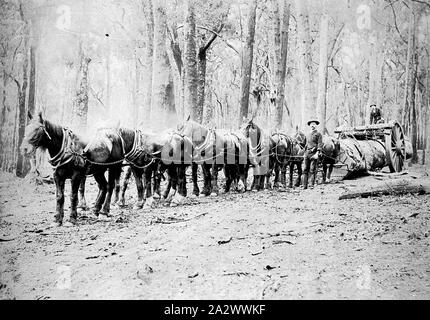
191, 162, 200, 197
77, 175, 89, 211
288, 162, 294, 188
264, 160, 272, 190
210, 164, 220, 196
92, 170, 107, 215
112, 171, 121, 205
132, 168, 144, 209
165, 165, 177, 202
251, 174, 258, 192
153, 163, 162, 199
295, 162, 302, 187
280, 163, 287, 189
119, 166, 132, 207
200, 163, 211, 196
52, 172, 65, 227
224, 165, 232, 193
100, 166, 121, 216
327, 163, 334, 182
65, 172, 82, 226
143, 167, 154, 209
273, 163, 280, 188
179, 165, 187, 197
162, 171, 172, 199
171, 165, 186, 206
322, 162, 327, 184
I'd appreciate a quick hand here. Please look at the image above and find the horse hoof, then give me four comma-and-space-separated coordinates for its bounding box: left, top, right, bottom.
97, 214, 111, 221
50, 221, 62, 228
99, 209, 111, 217
153, 193, 160, 199
199, 193, 208, 198
170, 194, 185, 206
210, 192, 218, 197
78, 204, 89, 211
133, 204, 143, 210
63, 220, 77, 227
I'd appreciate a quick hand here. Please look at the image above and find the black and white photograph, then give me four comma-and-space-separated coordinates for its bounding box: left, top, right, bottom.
0, 0, 429, 301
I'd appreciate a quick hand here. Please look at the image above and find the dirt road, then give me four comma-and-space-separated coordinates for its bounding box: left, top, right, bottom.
0, 165, 429, 300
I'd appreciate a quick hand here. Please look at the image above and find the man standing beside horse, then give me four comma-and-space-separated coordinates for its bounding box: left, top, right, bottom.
303, 119, 323, 189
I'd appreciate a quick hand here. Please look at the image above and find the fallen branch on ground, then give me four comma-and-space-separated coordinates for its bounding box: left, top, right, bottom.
339, 179, 430, 200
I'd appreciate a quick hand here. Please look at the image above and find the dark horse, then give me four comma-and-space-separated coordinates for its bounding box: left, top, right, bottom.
178, 116, 248, 196
115, 163, 162, 210
21, 113, 88, 227
286, 130, 306, 188
241, 119, 295, 191
270, 131, 295, 189
319, 135, 340, 183
116, 129, 192, 207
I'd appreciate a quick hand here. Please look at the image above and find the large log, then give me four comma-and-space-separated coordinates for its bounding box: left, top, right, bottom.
336, 138, 386, 176
339, 179, 430, 200
334, 136, 412, 179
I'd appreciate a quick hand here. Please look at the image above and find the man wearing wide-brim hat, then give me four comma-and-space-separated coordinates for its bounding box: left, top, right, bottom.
303, 119, 323, 189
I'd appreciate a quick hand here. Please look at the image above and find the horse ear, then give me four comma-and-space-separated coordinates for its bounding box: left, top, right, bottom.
38, 111, 44, 123
27, 111, 33, 120
186, 114, 191, 122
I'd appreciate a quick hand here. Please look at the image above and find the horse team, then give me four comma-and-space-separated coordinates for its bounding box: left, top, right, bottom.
20, 112, 339, 227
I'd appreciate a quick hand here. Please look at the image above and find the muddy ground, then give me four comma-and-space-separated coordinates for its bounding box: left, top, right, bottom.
0, 164, 429, 300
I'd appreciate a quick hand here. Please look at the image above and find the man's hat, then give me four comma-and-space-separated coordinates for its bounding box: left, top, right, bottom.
307, 120, 320, 126
369, 104, 376, 107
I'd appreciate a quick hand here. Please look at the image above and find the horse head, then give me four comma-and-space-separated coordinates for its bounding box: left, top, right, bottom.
177, 114, 208, 146
293, 131, 306, 149
21, 112, 51, 156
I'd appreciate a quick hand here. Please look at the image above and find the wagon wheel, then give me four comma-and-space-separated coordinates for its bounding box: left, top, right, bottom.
384, 121, 406, 173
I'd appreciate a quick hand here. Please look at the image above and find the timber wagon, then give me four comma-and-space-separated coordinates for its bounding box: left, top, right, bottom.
334, 120, 408, 173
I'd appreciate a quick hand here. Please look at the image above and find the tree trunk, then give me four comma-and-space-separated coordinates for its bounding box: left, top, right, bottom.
400, 5, 416, 127
151, 0, 174, 129
27, 45, 36, 118
239, 0, 258, 125
105, 36, 111, 117
199, 25, 222, 126
72, 42, 91, 131
142, 0, 154, 125
184, 0, 200, 122
295, 0, 314, 128
132, 51, 140, 128
316, 13, 328, 132
410, 49, 418, 164
15, 10, 30, 178
275, 1, 290, 129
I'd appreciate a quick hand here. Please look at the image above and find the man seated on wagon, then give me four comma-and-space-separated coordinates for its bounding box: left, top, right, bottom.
369, 104, 383, 124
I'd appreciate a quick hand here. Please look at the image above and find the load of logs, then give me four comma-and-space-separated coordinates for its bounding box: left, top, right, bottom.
333, 120, 412, 178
